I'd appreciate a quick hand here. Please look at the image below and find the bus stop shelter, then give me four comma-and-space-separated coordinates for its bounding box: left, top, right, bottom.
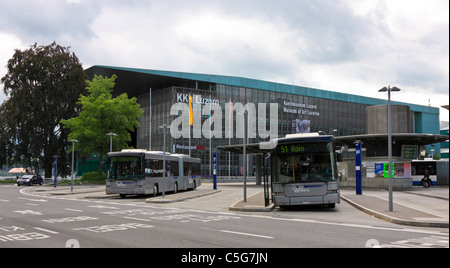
218, 143, 272, 207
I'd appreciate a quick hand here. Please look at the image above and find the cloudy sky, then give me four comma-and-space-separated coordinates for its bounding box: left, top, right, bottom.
0, 0, 448, 121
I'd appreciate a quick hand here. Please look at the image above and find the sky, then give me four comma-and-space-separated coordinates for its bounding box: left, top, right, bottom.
0, 0, 448, 121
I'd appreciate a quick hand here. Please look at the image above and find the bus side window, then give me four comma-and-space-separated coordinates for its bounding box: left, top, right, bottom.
184, 162, 192, 176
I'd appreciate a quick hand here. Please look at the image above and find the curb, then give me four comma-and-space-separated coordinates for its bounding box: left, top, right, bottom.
228, 202, 275, 212
228, 192, 275, 212
145, 189, 221, 204
341, 195, 449, 228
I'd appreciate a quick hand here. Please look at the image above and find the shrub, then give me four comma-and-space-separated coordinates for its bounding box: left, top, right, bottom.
81, 172, 106, 184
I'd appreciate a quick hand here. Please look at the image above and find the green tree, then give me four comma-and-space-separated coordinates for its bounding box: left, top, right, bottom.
61, 75, 144, 173
0, 42, 87, 177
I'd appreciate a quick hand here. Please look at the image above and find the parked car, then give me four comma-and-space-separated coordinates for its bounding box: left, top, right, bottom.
17, 174, 43, 186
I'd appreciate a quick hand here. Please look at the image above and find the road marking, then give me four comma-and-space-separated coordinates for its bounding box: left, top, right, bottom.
380, 235, 449, 248
219, 229, 274, 239
88, 205, 119, 209
73, 223, 154, 233
14, 210, 43, 215
18, 184, 448, 237
33, 227, 60, 234
0, 199, 10, 202
18, 197, 48, 202
121, 216, 153, 222
238, 213, 448, 236
65, 208, 83, 212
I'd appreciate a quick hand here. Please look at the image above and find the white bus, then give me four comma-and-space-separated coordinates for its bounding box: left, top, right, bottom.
272, 134, 341, 208
106, 149, 201, 198
411, 160, 437, 187
218, 133, 341, 208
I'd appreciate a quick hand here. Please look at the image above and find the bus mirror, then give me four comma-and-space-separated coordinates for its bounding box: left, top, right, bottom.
336, 152, 343, 163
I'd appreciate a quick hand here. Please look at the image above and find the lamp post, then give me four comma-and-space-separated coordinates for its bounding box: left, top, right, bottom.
69, 140, 78, 192
379, 86, 401, 212
159, 124, 171, 197
106, 133, 117, 153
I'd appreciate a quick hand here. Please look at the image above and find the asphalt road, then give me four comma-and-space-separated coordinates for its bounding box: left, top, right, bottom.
0, 184, 448, 249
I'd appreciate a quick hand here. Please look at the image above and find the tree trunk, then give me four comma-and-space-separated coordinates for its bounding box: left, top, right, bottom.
44, 157, 53, 179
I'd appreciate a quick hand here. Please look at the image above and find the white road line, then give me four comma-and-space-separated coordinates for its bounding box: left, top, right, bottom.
0, 199, 10, 202
122, 216, 153, 222
65, 208, 83, 212
18, 185, 448, 237
33, 227, 60, 234
219, 229, 274, 239
18, 197, 48, 202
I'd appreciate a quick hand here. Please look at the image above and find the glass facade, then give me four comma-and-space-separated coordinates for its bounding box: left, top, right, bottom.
136, 84, 367, 177
85, 66, 441, 178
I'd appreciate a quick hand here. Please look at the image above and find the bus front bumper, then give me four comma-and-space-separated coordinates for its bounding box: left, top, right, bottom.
273, 193, 340, 206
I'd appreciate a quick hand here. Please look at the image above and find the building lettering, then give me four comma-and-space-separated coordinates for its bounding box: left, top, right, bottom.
176, 93, 220, 106
283, 100, 320, 117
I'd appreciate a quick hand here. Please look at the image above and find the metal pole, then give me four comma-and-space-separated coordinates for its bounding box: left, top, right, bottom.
70, 140, 78, 193
243, 111, 247, 203
388, 87, 393, 212
161, 125, 168, 198
149, 88, 152, 151
379, 86, 400, 212
106, 133, 116, 153
71, 142, 75, 192
163, 126, 166, 197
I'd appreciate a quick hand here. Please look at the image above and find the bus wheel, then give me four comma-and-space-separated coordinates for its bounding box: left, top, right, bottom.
174, 183, 178, 194
120, 194, 127, 198
153, 184, 159, 197
192, 181, 196, 190
328, 203, 336, 208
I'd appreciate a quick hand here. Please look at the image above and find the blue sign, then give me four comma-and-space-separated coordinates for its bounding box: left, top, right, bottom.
355, 143, 362, 195
53, 155, 58, 188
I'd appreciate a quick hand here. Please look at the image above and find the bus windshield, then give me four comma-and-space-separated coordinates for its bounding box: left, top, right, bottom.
108, 156, 143, 180
274, 142, 337, 183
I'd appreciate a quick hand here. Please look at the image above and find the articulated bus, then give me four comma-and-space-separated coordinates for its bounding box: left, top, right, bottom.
271, 134, 341, 208
106, 149, 201, 198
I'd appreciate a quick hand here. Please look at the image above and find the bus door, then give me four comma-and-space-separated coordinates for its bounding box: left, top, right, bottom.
178, 157, 185, 190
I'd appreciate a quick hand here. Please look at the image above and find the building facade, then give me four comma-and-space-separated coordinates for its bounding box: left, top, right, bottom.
86, 66, 442, 177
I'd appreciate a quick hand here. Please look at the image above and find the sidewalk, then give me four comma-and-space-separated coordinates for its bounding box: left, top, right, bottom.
340, 187, 449, 228
229, 191, 274, 212
35, 185, 106, 196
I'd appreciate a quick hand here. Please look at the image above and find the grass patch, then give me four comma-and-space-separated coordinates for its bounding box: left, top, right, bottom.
0, 180, 16, 184
59, 172, 106, 185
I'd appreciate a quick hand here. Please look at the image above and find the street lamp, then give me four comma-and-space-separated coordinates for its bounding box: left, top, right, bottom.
69, 139, 78, 192
106, 133, 117, 153
379, 86, 401, 212
159, 124, 171, 197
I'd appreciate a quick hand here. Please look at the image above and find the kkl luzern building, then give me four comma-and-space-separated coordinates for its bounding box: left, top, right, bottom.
86, 66, 447, 187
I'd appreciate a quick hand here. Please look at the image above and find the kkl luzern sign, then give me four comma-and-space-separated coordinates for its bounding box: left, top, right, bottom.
177, 93, 220, 106
170, 96, 279, 149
